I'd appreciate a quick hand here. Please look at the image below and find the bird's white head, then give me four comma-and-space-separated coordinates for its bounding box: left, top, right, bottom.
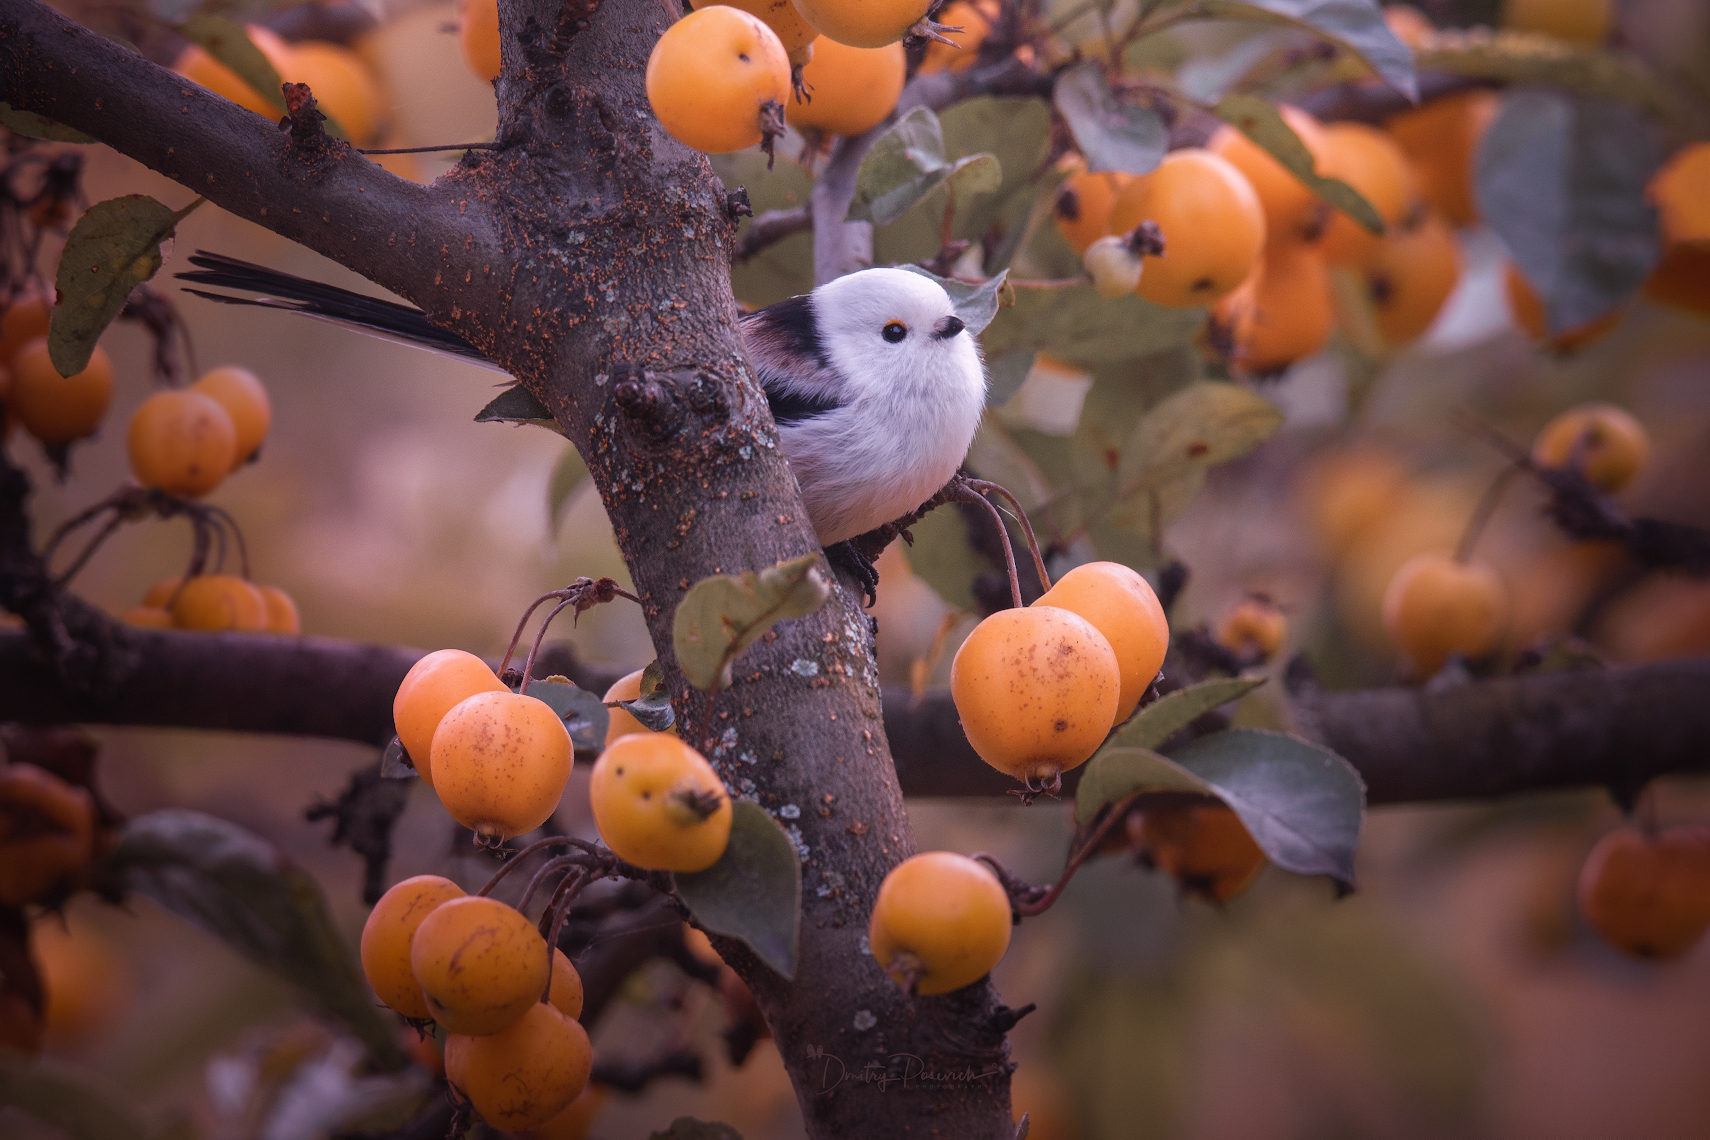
810, 268, 985, 404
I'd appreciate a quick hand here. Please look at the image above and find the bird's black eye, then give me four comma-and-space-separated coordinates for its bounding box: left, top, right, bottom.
882, 321, 907, 343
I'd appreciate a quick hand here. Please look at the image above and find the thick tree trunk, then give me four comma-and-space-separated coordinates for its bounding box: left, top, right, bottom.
0, 0, 1018, 1132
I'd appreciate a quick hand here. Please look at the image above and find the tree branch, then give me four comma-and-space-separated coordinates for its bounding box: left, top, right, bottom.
734, 204, 813, 263
0, 0, 486, 317
4, 626, 1702, 808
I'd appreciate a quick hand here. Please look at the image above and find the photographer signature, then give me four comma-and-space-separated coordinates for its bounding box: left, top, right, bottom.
804, 1045, 1004, 1094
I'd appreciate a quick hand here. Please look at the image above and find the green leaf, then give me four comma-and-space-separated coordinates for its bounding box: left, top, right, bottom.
1115, 380, 1283, 505
1199, 0, 1418, 100
673, 554, 830, 692
0, 102, 95, 143
1075, 746, 1219, 824
1053, 64, 1167, 175
547, 445, 588, 533
180, 13, 287, 113
1475, 89, 1662, 334
474, 384, 566, 435
1417, 30, 1675, 119
1168, 728, 1365, 889
981, 281, 1205, 365
524, 680, 610, 752
1211, 95, 1384, 234
611, 665, 675, 733
896, 265, 1011, 336
649, 1119, 745, 1140
49, 195, 200, 377
848, 107, 1002, 225
675, 801, 801, 979
1114, 677, 1268, 751
0, 1055, 149, 1140
111, 809, 409, 1070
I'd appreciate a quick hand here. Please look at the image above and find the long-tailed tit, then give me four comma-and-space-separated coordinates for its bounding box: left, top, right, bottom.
178, 254, 988, 553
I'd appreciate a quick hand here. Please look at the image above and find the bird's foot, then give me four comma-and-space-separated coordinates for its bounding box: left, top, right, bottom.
826, 540, 880, 607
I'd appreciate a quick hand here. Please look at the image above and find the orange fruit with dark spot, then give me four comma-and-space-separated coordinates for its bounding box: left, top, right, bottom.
646, 7, 791, 154
1361, 211, 1462, 344
1128, 804, 1267, 903
784, 38, 904, 137
868, 851, 1011, 995
1382, 553, 1507, 675
1106, 149, 1266, 308
950, 605, 1120, 783
1578, 825, 1710, 959
692, 0, 820, 58
589, 734, 731, 872
1385, 90, 1499, 227
190, 366, 272, 463
433, 691, 573, 842
1530, 402, 1649, 493
1215, 596, 1287, 660
1208, 105, 1332, 247
127, 390, 238, 499
411, 895, 550, 1035
1053, 171, 1131, 256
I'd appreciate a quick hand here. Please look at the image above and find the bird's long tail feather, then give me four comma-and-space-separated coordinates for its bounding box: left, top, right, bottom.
175, 251, 502, 371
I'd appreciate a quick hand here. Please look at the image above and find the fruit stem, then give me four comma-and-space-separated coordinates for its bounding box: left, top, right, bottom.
476, 835, 607, 898
540, 868, 594, 1005
518, 853, 594, 913
975, 789, 1146, 918
1454, 463, 1519, 564
962, 476, 1051, 592
518, 597, 577, 695
948, 478, 1022, 609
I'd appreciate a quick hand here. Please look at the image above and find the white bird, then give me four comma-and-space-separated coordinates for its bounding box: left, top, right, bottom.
179, 254, 988, 561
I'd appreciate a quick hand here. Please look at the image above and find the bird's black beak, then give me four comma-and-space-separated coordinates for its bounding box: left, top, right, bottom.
933, 315, 966, 340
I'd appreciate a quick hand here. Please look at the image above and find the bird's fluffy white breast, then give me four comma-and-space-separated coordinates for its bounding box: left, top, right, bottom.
784, 270, 987, 544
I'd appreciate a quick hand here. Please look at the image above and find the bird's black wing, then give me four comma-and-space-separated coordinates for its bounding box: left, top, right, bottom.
176, 251, 495, 367
741, 296, 842, 426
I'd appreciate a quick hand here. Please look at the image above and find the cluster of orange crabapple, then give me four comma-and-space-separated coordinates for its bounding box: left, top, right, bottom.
0, 289, 301, 635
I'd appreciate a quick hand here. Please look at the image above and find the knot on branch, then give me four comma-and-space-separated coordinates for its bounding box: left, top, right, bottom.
726, 186, 753, 222
612, 362, 676, 440
279, 83, 342, 174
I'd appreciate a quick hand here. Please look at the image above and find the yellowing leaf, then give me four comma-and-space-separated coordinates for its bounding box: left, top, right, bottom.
49, 194, 201, 377
673, 554, 830, 692
1116, 380, 1283, 506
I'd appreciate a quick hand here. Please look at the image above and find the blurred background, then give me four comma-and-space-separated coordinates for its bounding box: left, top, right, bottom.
8, 0, 1710, 1137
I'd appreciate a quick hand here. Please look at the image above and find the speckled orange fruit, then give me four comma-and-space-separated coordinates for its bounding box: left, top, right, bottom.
411, 895, 550, 1035
1053, 170, 1131, 256
793, 0, 931, 48
692, 0, 820, 56
1223, 242, 1334, 373
869, 851, 1011, 995
1318, 122, 1420, 265
432, 691, 573, 842
127, 390, 237, 499
190, 366, 271, 463
446, 1001, 594, 1132
1361, 211, 1462, 344
9, 339, 113, 446
950, 605, 1120, 783
589, 734, 731, 872
1032, 561, 1168, 725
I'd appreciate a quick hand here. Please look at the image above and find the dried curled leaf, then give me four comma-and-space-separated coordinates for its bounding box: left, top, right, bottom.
673, 554, 830, 692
